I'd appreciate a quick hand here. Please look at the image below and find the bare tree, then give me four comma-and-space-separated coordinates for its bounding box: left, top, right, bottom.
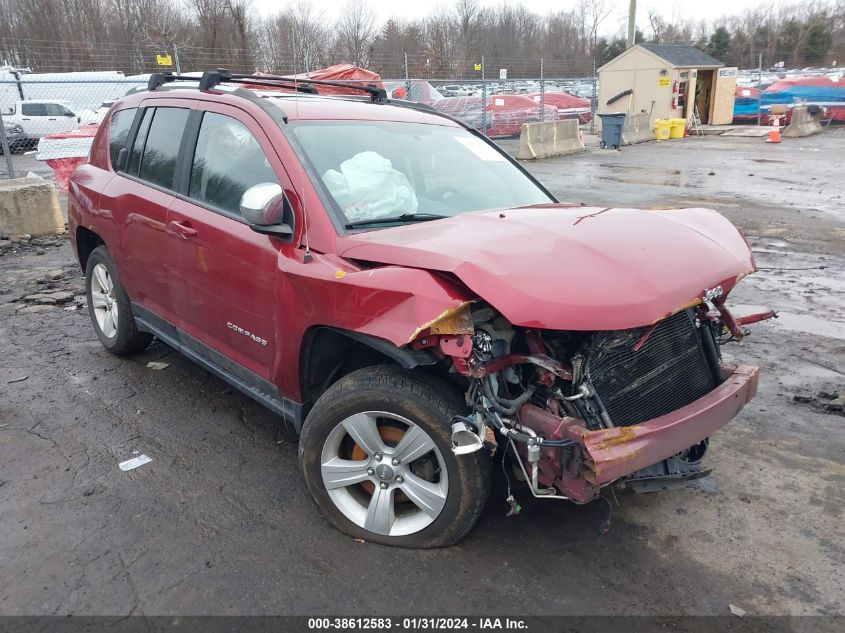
335, 0, 376, 66
579, 0, 613, 53
0, 0, 841, 77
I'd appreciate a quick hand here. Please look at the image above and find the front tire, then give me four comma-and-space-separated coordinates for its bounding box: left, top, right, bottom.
85, 245, 152, 354
300, 366, 491, 548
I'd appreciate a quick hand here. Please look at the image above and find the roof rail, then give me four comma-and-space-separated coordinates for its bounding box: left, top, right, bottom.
146, 68, 388, 102
199, 68, 232, 90
147, 71, 174, 90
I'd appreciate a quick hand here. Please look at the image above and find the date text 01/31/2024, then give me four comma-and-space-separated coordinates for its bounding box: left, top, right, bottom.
307, 618, 528, 630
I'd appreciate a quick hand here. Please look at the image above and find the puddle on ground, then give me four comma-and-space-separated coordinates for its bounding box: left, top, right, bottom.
809, 276, 845, 293
731, 303, 845, 341
752, 247, 790, 255
593, 164, 692, 187
598, 164, 682, 176
597, 174, 694, 188
778, 363, 844, 388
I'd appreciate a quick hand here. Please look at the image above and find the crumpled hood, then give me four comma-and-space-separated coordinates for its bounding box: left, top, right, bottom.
336, 205, 755, 331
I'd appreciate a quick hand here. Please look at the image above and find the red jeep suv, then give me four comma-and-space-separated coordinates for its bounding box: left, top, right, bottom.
68, 71, 772, 547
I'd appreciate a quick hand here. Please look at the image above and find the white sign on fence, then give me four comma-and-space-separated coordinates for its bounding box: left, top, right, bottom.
499, 68, 507, 79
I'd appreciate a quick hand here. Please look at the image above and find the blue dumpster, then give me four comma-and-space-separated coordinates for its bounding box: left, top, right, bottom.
598, 112, 626, 149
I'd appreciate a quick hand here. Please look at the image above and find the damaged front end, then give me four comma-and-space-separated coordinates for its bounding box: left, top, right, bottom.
412, 295, 774, 506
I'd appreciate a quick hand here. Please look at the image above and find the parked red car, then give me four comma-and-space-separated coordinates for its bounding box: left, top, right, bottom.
68, 71, 773, 547
524, 91, 593, 124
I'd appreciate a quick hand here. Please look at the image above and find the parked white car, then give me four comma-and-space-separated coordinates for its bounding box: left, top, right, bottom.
3, 100, 80, 139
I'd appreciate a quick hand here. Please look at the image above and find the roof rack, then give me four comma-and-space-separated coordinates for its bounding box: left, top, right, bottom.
147, 69, 388, 102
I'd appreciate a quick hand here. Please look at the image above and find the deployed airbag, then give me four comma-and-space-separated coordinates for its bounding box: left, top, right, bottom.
323, 151, 418, 222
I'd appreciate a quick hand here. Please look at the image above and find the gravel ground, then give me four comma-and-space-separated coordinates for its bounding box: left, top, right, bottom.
0, 130, 843, 619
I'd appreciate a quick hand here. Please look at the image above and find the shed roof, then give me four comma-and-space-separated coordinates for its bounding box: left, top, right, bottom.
639, 44, 724, 68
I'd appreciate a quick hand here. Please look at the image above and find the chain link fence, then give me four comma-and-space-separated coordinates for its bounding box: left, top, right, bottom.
0, 48, 598, 184
1, 78, 148, 179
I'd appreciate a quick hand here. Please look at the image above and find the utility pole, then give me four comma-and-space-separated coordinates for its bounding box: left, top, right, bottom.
627, 0, 637, 49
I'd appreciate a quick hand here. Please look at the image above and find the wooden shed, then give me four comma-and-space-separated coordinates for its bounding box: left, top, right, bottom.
598, 44, 737, 125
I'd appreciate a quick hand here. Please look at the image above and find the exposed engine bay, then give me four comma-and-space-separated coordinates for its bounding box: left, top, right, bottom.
411, 295, 775, 511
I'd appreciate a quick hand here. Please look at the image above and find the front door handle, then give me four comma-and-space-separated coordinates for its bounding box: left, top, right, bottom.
170, 220, 198, 238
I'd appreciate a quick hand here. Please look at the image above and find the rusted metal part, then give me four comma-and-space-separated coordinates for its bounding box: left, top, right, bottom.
653, 296, 703, 323
469, 353, 573, 381
581, 364, 758, 485
632, 322, 660, 352
524, 330, 556, 386
406, 301, 474, 345
735, 309, 778, 326
714, 298, 744, 339
439, 335, 473, 358
518, 364, 759, 501
519, 404, 581, 485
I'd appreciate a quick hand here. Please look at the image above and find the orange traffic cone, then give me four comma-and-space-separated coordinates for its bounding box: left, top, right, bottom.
766, 115, 782, 143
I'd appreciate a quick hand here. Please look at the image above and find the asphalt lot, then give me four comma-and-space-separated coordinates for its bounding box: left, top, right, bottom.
1, 130, 843, 618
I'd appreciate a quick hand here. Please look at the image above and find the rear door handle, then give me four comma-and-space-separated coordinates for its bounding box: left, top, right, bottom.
169, 220, 198, 238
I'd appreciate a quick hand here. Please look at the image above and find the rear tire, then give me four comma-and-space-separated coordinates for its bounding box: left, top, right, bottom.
85, 245, 152, 354
300, 366, 491, 548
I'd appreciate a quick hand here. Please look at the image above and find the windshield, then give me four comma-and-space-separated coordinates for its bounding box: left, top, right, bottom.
291, 121, 554, 229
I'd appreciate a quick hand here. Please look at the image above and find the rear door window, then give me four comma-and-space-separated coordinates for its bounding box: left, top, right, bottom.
136, 107, 190, 189
21, 103, 47, 116
109, 108, 137, 170
189, 112, 277, 215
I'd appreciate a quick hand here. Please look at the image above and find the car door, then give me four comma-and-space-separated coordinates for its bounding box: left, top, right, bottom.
19, 102, 49, 137
45, 102, 79, 133
99, 101, 195, 324
165, 104, 287, 382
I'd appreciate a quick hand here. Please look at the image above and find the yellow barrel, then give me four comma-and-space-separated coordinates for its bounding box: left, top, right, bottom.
669, 118, 687, 138
653, 119, 671, 141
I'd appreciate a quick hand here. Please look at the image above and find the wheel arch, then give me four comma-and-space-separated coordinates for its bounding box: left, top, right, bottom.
75, 226, 106, 272
299, 326, 438, 407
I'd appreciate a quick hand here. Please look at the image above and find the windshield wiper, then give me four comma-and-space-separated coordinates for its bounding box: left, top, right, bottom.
345, 213, 451, 229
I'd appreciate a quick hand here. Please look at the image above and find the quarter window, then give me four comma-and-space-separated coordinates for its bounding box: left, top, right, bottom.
109, 108, 136, 170
128, 108, 153, 175
137, 107, 190, 189
189, 112, 277, 215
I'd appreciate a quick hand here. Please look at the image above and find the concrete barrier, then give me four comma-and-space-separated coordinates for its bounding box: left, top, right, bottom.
783, 106, 824, 138
515, 119, 585, 160
0, 177, 64, 238
621, 112, 654, 145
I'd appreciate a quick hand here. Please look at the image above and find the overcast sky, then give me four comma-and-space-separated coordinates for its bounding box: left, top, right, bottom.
251, 0, 758, 35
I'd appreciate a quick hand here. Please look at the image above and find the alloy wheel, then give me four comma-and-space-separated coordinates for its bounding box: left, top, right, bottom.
90, 263, 118, 338
320, 411, 449, 537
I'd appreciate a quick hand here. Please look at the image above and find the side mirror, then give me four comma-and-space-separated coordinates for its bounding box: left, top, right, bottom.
240, 182, 293, 237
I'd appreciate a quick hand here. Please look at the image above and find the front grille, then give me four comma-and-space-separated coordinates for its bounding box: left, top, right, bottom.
586, 310, 717, 427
